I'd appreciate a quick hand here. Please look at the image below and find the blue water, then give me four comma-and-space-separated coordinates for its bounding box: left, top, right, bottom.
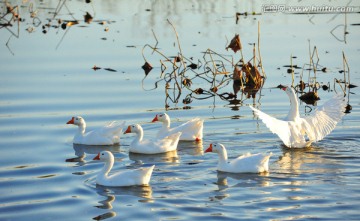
1, 0, 360, 220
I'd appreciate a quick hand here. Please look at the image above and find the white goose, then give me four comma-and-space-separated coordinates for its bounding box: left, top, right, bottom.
66, 116, 125, 145
151, 113, 204, 141
93, 151, 154, 187
205, 143, 272, 173
124, 124, 181, 154
249, 86, 346, 148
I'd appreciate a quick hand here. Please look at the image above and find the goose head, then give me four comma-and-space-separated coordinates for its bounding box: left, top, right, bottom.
93, 151, 114, 162
151, 113, 169, 123
67, 116, 85, 127
205, 143, 225, 153
281, 85, 298, 105
281, 85, 294, 96
124, 124, 143, 134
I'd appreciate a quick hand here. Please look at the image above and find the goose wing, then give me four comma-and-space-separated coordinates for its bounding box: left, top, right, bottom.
301, 94, 346, 142
156, 132, 182, 147
100, 121, 126, 135
249, 106, 292, 147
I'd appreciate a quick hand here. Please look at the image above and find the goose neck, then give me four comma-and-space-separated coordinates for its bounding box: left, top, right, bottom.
162, 118, 171, 129
134, 127, 144, 143
287, 90, 300, 120
217, 148, 228, 163
101, 158, 113, 176
78, 123, 86, 135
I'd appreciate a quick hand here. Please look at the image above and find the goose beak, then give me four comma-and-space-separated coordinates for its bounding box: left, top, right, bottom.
205, 144, 213, 153
93, 153, 100, 160
66, 117, 75, 124
124, 126, 131, 134
151, 115, 158, 122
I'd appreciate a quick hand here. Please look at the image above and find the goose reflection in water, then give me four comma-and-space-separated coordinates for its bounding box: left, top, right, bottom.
216, 171, 270, 189
129, 150, 179, 164
128, 140, 204, 164
177, 140, 204, 156
278, 146, 312, 174
92, 185, 153, 220
209, 171, 270, 202
277, 145, 342, 174
65, 144, 122, 164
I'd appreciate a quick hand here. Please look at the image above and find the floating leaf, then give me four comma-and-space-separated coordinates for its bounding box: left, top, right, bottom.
187, 63, 198, 69
84, 12, 93, 24
67, 21, 79, 27
92, 65, 101, 71
61, 21, 79, 30
104, 68, 116, 72
345, 104, 352, 113
348, 84, 357, 88
283, 64, 300, 69
226, 34, 242, 53
142, 62, 153, 76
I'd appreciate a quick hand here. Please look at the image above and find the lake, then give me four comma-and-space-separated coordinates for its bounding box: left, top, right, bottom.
0, 0, 359, 220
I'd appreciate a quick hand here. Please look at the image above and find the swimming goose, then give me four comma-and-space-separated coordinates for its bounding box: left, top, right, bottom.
93, 151, 154, 186
151, 113, 203, 141
66, 116, 125, 145
205, 143, 272, 173
124, 124, 181, 154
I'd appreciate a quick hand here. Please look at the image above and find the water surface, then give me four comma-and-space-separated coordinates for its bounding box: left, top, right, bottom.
0, 0, 359, 220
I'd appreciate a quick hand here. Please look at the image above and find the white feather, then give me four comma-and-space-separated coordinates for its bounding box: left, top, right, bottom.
249, 87, 346, 148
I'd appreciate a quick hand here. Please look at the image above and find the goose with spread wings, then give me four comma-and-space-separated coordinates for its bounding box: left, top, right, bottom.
249, 86, 346, 148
